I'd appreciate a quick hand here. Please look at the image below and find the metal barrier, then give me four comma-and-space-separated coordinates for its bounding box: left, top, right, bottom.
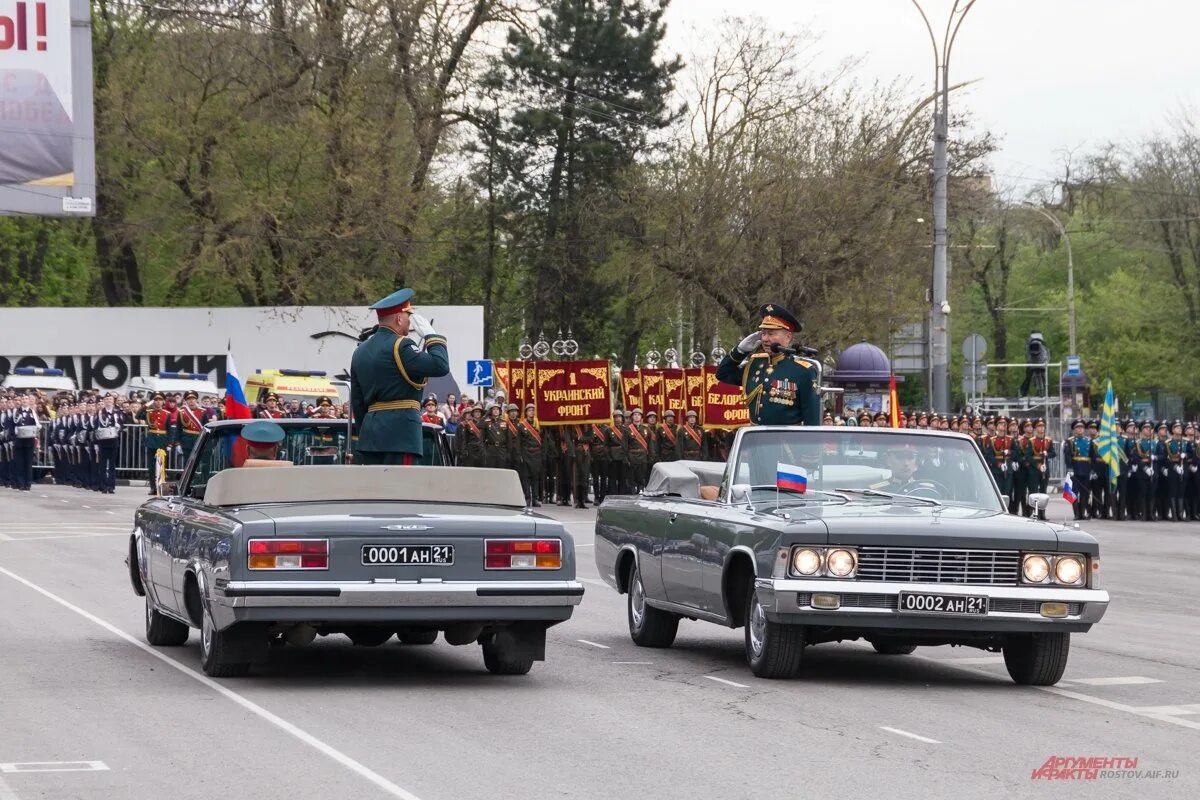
33, 424, 186, 481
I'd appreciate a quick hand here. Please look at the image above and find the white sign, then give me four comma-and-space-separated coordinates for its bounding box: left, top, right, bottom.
0, 305, 484, 395
61, 195, 92, 213
1066, 355, 1081, 376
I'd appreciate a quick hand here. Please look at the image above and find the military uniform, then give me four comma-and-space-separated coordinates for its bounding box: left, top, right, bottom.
483, 408, 508, 469
1164, 423, 1188, 522
589, 420, 611, 504
350, 289, 450, 464
1062, 422, 1093, 520
625, 411, 652, 493
456, 410, 486, 467
715, 303, 820, 426
677, 412, 705, 460
657, 411, 679, 463
10, 402, 39, 491
705, 428, 732, 462
1129, 423, 1158, 521
985, 418, 1016, 503
1026, 422, 1055, 519
607, 411, 629, 495
566, 424, 594, 508
177, 393, 207, 464
519, 406, 544, 507
1086, 421, 1110, 520
1154, 422, 1172, 520
144, 395, 174, 494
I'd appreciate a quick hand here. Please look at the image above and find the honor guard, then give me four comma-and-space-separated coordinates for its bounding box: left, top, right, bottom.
177, 390, 207, 463
519, 404, 544, 507
95, 394, 122, 494
1062, 419, 1093, 520
456, 404, 486, 467
143, 393, 174, 494
608, 410, 629, 496
589, 416, 611, 504
644, 410, 661, 466
715, 304, 820, 426
1165, 421, 1188, 521
503, 404, 527, 497
986, 415, 1016, 504
1186, 422, 1200, 521
258, 393, 286, 420
625, 409, 652, 493
658, 409, 679, 462
1129, 421, 1157, 521
1154, 421, 1172, 520
1115, 420, 1136, 521
677, 409, 705, 460
567, 424, 594, 508
9, 394, 40, 491
350, 288, 450, 465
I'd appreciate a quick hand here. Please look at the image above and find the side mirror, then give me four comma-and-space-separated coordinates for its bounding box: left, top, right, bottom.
729, 483, 752, 505
1027, 492, 1050, 511
158, 482, 178, 497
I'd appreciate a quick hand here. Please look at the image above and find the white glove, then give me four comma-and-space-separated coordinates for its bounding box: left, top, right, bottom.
736, 331, 762, 354
1176, 465, 1184, 475
1000, 463, 1007, 472
1144, 466, 1153, 477
409, 312, 436, 339
1039, 464, 1047, 474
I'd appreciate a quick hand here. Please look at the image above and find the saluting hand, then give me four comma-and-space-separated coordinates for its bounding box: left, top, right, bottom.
409, 313, 436, 339
736, 331, 761, 354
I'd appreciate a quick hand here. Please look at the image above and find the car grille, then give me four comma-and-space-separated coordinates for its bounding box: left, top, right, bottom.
856, 547, 1021, 585
795, 593, 1082, 616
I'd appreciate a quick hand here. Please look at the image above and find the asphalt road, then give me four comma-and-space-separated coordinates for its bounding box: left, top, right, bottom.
1, 487, 1197, 800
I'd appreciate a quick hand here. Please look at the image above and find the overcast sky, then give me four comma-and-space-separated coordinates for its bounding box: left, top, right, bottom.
663, 0, 1200, 193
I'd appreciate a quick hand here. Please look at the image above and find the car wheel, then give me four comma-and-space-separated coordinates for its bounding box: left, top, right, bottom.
871, 641, 917, 656
199, 604, 252, 678
482, 637, 535, 675
627, 562, 679, 648
744, 582, 804, 679
346, 628, 394, 647
396, 629, 438, 645
1003, 632, 1070, 686
144, 595, 189, 646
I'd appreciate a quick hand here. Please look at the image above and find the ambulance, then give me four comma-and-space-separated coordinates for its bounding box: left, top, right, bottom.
243, 369, 342, 408
127, 371, 221, 400
2, 367, 79, 395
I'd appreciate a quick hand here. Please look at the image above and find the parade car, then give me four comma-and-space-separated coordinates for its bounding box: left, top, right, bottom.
594, 426, 1110, 684
126, 419, 583, 677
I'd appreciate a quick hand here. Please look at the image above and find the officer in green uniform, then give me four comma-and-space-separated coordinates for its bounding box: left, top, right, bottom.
677, 409, 705, 460
518, 404, 544, 507
625, 409, 651, 492
608, 410, 628, 495
566, 424, 594, 508
590, 417, 611, 503
715, 303, 820, 426
657, 409, 679, 462
456, 404, 486, 467
644, 410, 661, 467
483, 404, 507, 469
542, 424, 560, 503
350, 288, 449, 465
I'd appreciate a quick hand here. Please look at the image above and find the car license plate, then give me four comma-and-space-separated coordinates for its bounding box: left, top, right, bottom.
898, 592, 987, 615
361, 544, 454, 566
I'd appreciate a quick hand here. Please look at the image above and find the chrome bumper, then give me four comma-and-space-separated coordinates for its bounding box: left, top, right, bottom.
756, 578, 1109, 629
214, 579, 586, 609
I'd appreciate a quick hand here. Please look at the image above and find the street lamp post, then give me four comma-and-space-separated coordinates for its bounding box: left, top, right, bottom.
911, 0, 979, 414
1024, 203, 1076, 356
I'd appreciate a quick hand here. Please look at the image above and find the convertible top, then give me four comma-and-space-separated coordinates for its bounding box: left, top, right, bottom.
646, 460, 726, 499
204, 465, 526, 508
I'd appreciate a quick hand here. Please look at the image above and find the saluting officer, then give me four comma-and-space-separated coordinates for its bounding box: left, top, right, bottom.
716, 303, 820, 426
350, 288, 450, 465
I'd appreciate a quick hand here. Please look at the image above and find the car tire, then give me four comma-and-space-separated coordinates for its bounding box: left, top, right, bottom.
396, 629, 438, 645
744, 582, 804, 679
871, 641, 917, 656
346, 628, 394, 647
482, 637, 535, 675
144, 595, 189, 647
1003, 632, 1070, 686
200, 604, 252, 678
627, 562, 679, 648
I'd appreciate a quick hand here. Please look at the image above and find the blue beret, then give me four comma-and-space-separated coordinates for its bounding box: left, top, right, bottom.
369, 288, 415, 313
241, 420, 286, 445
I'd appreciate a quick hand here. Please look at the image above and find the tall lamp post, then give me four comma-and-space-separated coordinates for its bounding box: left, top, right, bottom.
911, 0, 979, 413
1023, 203, 1076, 356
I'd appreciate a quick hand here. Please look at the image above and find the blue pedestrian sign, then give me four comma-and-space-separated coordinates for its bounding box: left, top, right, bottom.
467, 359, 493, 387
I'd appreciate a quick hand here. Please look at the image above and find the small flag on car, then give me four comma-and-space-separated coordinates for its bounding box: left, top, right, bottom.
1062, 473, 1077, 504
776, 462, 808, 493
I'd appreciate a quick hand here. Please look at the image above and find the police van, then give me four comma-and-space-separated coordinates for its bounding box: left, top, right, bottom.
244, 369, 341, 408
127, 371, 221, 399
2, 367, 78, 395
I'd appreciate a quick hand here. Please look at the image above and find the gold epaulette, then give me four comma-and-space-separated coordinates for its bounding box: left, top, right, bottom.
793, 356, 818, 369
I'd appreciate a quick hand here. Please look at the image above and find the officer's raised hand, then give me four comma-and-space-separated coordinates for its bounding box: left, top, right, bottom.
736, 331, 762, 354
409, 312, 436, 339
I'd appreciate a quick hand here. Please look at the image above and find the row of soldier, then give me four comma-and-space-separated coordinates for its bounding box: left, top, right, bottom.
452, 402, 728, 508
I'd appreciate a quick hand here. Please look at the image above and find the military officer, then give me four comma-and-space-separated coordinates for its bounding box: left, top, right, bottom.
11, 394, 40, 491
567, 424, 594, 508
1164, 421, 1188, 521
705, 427, 732, 462
589, 416, 611, 504
644, 410, 661, 466
456, 404, 486, 467
625, 409, 652, 492
1154, 421, 1172, 520
677, 408, 705, 460
1186, 422, 1200, 521
258, 393, 286, 420
986, 415, 1016, 504
657, 409, 679, 462
542, 424, 560, 503
177, 390, 207, 464
519, 404, 544, 507
607, 410, 629, 495
94, 394, 122, 494
503, 403, 526, 492
1129, 421, 1157, 521
1084, 419, 1110, 520
483, 404, 508, 469
873, 441, 924, 494
715, 303, 820, 426
350, 288, 450, 465
143, 393, 174, 494
1062, 419, 1093, 520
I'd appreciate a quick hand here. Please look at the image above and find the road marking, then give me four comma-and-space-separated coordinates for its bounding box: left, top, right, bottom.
0, 565, 424, 800
576, 639, 610, 649
0, 533, 11, 542
0, 533, 128, 542
880, 726, 941, 744
105, 511, 116, 515
704, 675, 750, 689
574, 543, 594, 548
39, 494, 48, 498
0, 761, 108, 773
1135, 704, 1200, 716
579, 577, 607, 587
613, 661, 653, 665
1069, 676, 1163, 686
0, 771, 18, 800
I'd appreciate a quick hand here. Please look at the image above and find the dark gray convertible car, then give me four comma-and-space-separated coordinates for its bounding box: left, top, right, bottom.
127, 419, 583, 677
595, 426, 1109, 684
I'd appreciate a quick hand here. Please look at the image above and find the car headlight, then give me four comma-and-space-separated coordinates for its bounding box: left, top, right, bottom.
1022, 554, 1051, 583
1054, 555, 1084, 585
792, 548, 822, 576
826, 548, 857, 577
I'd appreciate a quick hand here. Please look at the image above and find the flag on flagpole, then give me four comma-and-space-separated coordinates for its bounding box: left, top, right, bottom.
776, 462, 808, 493
888, 374, 900, 428
1097, 378, 1122, 491
224, 344, 252, 420
1062, 473, 1077, 504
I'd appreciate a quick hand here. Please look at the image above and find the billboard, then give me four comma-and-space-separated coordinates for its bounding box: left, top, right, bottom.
0, 0, 95, 216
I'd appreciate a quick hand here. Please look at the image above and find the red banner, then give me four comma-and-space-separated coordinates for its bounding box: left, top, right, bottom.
533, 360, 613, 426
703, 365, 750, 430
664, 368, 687, 416
494, 360, 511, 398
619, 370, 642, 412
510, 361, 528, 412
640, 369, 664, 416
685, 368, 706, 413
525, 362, 537, 414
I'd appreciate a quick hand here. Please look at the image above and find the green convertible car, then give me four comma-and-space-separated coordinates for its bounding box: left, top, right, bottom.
594, 426, 1109, 683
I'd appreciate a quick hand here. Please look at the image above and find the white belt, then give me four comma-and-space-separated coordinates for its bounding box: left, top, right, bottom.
15, 425, 39, 439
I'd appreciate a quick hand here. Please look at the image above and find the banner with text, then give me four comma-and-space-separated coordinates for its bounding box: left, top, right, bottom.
494, 360, 511, 398
703, 366, 750, 430
685, 368, 706, 413
619, 370, 642, 412
664, 368, 687, 416
533, 360, 613, 425
509, 360, 527, 411
640, 369, 664, 416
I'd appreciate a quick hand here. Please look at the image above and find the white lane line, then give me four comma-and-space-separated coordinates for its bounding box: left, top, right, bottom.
576, 639, 610, 649
574, 543, 594, 548
879, 726, 941, 744
1135, 704, 1200, 716
704, 675, 750, 689
0, 771, 19, 800
1069, 676, 1163, 686
0, 565, 424, 800
0, 761, 109, 773
0, 533, 12, 542
104, 511, 116, 515
0, 533, 129, 542
613, 661, 653, 665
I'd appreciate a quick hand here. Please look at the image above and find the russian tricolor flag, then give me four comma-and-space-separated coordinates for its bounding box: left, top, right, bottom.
1062, 473, 1077, 504
776, 462, 808, 493
224, 347, 252, 420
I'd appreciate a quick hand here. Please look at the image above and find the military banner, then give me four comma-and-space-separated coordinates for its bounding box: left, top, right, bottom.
494, 360, 511, 398
640, 368, 665, 416
664, 368, 687, 416
685, 368, 706, 414
510, 360, 527, 411
524, 361, 538, 414
703, 366, 750, 429
619, 370, 642, 412
533, 359, 612, 425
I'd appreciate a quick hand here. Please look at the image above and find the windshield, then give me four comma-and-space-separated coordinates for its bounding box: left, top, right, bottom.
728, 429, 1003, 511
185, 422, 352, 495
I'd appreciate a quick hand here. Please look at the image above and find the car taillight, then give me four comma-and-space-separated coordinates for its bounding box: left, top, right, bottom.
484, 538, 562, 570
248, 539, 329, 570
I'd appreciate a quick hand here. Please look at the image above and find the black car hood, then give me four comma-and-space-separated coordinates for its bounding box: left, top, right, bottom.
785, 503, 1093, 553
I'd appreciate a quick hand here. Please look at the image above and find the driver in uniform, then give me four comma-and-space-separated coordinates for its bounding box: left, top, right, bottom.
874, 441, 923, 493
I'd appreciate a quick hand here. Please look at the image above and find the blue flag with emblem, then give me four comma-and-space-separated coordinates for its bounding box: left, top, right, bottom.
1097, 378, 1123, 491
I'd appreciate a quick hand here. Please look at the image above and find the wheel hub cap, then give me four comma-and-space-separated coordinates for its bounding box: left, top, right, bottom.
201, 608, 212, 656
631, 575, 646, 629
749, 596, 766, 657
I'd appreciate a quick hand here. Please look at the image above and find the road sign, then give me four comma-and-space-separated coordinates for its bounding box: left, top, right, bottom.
962, 333, 988, 362
1066, 355, 1081, 376
466, 359, 493, 387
